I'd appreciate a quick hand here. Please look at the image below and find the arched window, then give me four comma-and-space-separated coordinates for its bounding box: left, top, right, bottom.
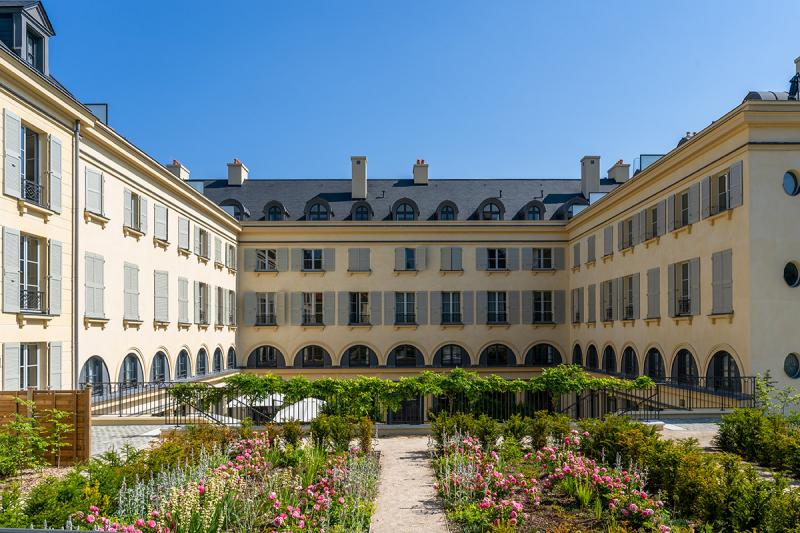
389, 345, 423, 367
121, 354, 142, 388
586, 345, 599, 370
602, 346, 617, 374
525, 344, 562, 366
308, 203, 329, 221
267, 205, 284, 221
572, 345, 583, 365
196, 349, 208, 376
227, 347, 236, 369
439, 205, 456, 220
343, 345, 377, 368
395, 202, 416, 221
707, 351, 741, 393
213, 348, 223, 373
644, 348, 666, 381
354, 204, 371, 221
481, 202, 502, 220
176, 350, 191, 380
81, 356, 109, 396
150, 351, 169, 383
480, 344, 514, 367
247, 345, 284, 368
620, 347, 639, 377
526, 204, 542, 220
220, 199, 248, 221
297, 345, 330, 368
434, 344, 468, 367
671, 349, 699, 386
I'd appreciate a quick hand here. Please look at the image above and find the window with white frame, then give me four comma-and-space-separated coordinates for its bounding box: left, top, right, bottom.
257, 292, 276, 325
19, 343, 39, 389
349, 292, 369, 324
19, 234, 43, 313
441, 291, 461, 324
487, 291, 507, 323
711, 171, 729, 215
533, 290, 553, 323
488, 248, 507, 270
303, 292, 323, 324
257, 249, 277, 271
303, 249, 322, 271
532, 248, 553, 270
20, 124, 44, 207
395, 292, 416, 324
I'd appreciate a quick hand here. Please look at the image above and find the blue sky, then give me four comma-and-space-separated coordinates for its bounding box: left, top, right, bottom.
46, 0, 800, 180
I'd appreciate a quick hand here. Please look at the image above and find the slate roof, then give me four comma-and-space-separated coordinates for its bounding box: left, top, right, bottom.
192, 177, 620, 222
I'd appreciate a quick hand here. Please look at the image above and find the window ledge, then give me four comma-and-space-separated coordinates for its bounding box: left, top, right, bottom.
302, 324, 326, 330
672, 315, 694, 325
644, 236, 660, 248
255, 324, 279, 330
394, 323, 418, 330
585, 259, 596, 269
197, 323, 209, 330
301, 271, 325, 277
17, 198, 54, 221
214, 324, 224, 330
621, 319, 636, 327
348, 270, 372, 276
672, 224, 693, 238
227, 267, 237, 274
84, 316, 109, 329
439, 269, 464, 276
177, 247, 191, 257
486, 269, 510, 275
709, 312, 734, 324
602, 254, 613, 264
15, 312, 53, 327
621, 247, 634, 256
586, 321, 597, 328
571, 265, 581, 273
348, 324, 372, 330
531, 269, 557, 275
153, 237, 169, 249
255, 270, 279, 276
532, 322, 557, 329
440, 323, 464, 330
123, 318, 143, 330
708, 209, 733, 225
177, 321, 192, 330
214, 261, 225, 270
123, 225, 144, 240
393, 269, 418, 276
571, 321, 581, 327
227, 325, 237, 331
644, 317, 661, 326
487, 323, 510, 329
83, 210, 109, 228
153, 320, 169, 330
197, 255, 209, 264
602, 320, 614, 328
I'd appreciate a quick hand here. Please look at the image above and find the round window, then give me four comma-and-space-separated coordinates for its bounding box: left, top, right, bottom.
783, 171, 800, 196
785, 353, 800, 378
784, 262, 800, 287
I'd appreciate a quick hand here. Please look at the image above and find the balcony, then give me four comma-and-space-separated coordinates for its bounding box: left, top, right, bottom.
22, 180, 46, 208
676, 296, 692, 316
604, 307, 614, 321
255, 313, 276, 326
395, 313, 416, 325
623, 305, 634, 320
303, 314, 324, 326
487, 312, 507, 325
349, 313, 370, 326
441, 313, 462, 325
20, 289, 45, 313
533, 312, 554, 324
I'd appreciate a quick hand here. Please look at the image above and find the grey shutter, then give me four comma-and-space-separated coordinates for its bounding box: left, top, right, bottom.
430, 291, 441, 325
476, 290, 487, 324
244, 249, 256, 271
154, 204, 168, 241
123, 263, 139, 320
323, 291, 335, 325
275, 292, 286, 325
578, 287, 584, 323
612, 278, 622, 320
554, 290, 565, 324
48, 136, 62, 213
85, 169, 103, 215
154, 271, 169, 322
667, 263, 676, 317
214, 236, 222, 263
521, 290, 533, 324
522, 248, 533, 270
721, 249, 733, 313
632, 272, 640, 319
370, 291, 381, 325
507, 290, 519, 324
634, 212, 644, 245
139, 198, 148, 234
416, 247, 427, 270
604, 226, 613, 256
338, 291, 348, 324
416, 291, 428, 324
291, 292, 302, 325
476, 248, 488, 270
712, 251, 721, 314
48, 239, 62, 315
588, 284, 596, 322
729, 160, 743, 208
48, 342, 62, 389
462, 291, 474, 325
3, 110, 21, 198
383, 292, 394, 325
553, 248, 565, 270
3, 343, 20, 390
291, 248, 302, 271
701, 177, 711, 218
178, 218, 189, 249
348, 249, 358, 271
394, 248, 404, 270
587, 235, 596, 262
359, 248, 370, 271
84, 254, 94, 317
323, 248, 335, 271
617, 221, 624, 251
89, 254, 105, 318
178, 277, 188, 322
572, 243, 580, 267
123, 189, 133, 227
688, 182, 700, 224
243, 292, 256, 326
667, 195, 675, 231
277, 248, 289, 271
647, 267, 660, 319
193, 226, 200, 255
656, 199, 666, 236
452, 247, 462, 270
440, 247, 451, 271
690, 257, 701, 316
507, 248, 520, 270
193, 281, 200, 323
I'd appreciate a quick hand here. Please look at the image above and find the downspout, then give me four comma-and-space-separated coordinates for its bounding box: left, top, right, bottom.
72, 119, 80, 388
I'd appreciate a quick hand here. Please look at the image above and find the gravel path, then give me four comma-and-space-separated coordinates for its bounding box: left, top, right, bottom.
371, 436, 448, 533
91, 424, 167, 456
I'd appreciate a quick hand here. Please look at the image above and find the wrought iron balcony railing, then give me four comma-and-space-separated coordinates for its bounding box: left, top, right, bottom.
20, 289, 44, 313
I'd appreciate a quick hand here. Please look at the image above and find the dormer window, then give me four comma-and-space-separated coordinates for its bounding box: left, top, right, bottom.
439, 205, 455, 220
308, 202, 329, 221
26, 31, 43, 72
354, 204, 370, 221
395, 202, 416, 221
481, 202, 502, 220
526, 205, 542, 220
267, 205, 283, 221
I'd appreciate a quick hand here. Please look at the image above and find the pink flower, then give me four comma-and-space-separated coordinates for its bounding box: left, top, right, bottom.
86, 515, 95, 524
135, 518, 145, 527
147, 519, 156, 528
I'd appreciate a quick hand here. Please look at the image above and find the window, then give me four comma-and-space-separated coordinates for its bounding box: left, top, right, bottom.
395, 292, 416, 324
300, 346, 327, 368
195, 228, 209, 258
785, 353, 800, 379
602, 280, 614, 321
346, 345, 374, 367
227, 347, 236, 369
533, 291, 553, 323
85, 169, 104, 216
675, 190, 689, 229
122, 354, 140, 388
226, 244, 237, 269
784, 171, 800, 196
303, 292, 323, 325
196, 350, 208, 376
176, 350, 190, 379
124, 190, 144, 232
257, 249, 277, 271
676, 261, 691, 316
441, 292, 461, 324
123, 263, 140, 321
303, 249, 323, 271
707, 351, 741, 393
227, 290, 236, 325
646, 205, 658, 240
572, 289, 582, 323
84, 357, 105, 394
216, 286, 225, 324
354, 204, 370, 221
349, 292, 370, 324
711, 172, 729, 214
254, 346, 279, 368
437, 345, 466, 367
395, 202, 416, 221
785, 262, 800, 287
439, 205, 455, 220
197, 282, 209, 324
20, 125, 43, 206
622, 218, 634, 249
25, 32, 43, 72
622, 275, 634, 320
532, 248, 552, 270
308, 203, 329, 220
586, 345, 599, 369
256, 293, 276, 325
526, 205, 542, 220
644, 349, 666, 381
621, 347, 638, 377
602, 346, 616, 373
487, 248, 507, 270
403, 248, 416, 270
481, 344, 511, 366
20, 343, 39, 389
267, 205, 284, 221
391, 345, 420, 367
224, 203, 245, 221
487, 291, 507, 323
572, 345, 583, 365
19, 234, 43, 313
671, 349, 699, 386
526, 344, 562, 366
213, 348, 223, 373
481, 202, 501, 220
151, 352, 168, 383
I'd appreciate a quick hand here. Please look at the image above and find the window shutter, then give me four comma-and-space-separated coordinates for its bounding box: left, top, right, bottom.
440, 247, 451, 271
587, 284, 596, 322
3, 343, 20, 390
416, 291, 428, 324
578, 287, 584, 323
178, 277, 188, 322
85, 254, 105, 318
632, 272, 640, 319
123, 189, 132, 227
244, 249, 256, 271
154, 271, 169, 322
48, 342, 62, 390
617, 221, 624, 251
383, 292, 394, 325
522, 248, 533, 270
394, 248, 404, 270
587, 235, 596, 263
522, 290, 533, 324
452, 247, 462, 270
348, 248, 358, 271
123, 263, 139, 320
430, 291, 441, 325
323, 248, 335, 271
604, 226, 613, 256
84, 253, 94, 317
275, 292, 286, 325
701, 177, 711, 218
508, 290, 520, 324
554, 290, 565, 324
193, 227, 200, 255
139, 198, 147, 234
243, 292, 256, 326
193, 281, 200, 323
712, 249, 733, 314
48, 239, 62, 315
154, 204, 168, 241
476, 248, 488, 270
507, 248, 519, 270
277, 248, 289, 271
667, 263, 676, 317
690, 257, 701, 316
178, 218, 189, 249
688, 182, 700, 224
722, 249, 733, 313
338, 292, 348, 324
321, 291, 335, 325
48, 135, 62, 213
729, 160, 743, 208
657, 199, 666, 236
612, 278, 622, 320
85, 169, 103, 215
553, 248, 565, 270
667, 195, 675, 231
572, 243, 580, 267
476, 290, 487, 324
291, 248, 302, 271
3, 110, 21, 199
647, 267, 660, 319
462, 291, 474, 325
215, 237, 222, 263
416, 247, 427, 270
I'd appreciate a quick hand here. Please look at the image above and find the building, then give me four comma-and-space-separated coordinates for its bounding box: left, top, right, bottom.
2, 1, 800, 403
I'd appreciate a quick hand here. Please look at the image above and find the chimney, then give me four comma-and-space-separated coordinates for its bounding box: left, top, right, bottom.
581, 155, 600, 198
351, 156, 367, 199
608, 159, 630, 184
795, 56, 800, 76
227, 158, 249, 186
166, 159, 190, 180
413, 159, 429, 185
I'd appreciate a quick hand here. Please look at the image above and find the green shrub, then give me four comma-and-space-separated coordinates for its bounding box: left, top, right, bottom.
577, 415, 659, 465
429, 411, 478, 446
502, 414, 528, 440
265, 423, 282, 446
499, 435, 523, 463
282, 420, 302, 447
357, 416, 373, 453
24, 471, 109, 528
310, 414, 353, 452
0, 485, 27, 528
473, 415, 500, 450
527, 411, 571, 449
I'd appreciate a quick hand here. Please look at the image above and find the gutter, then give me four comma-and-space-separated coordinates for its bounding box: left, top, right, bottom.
72, 119, 80, 388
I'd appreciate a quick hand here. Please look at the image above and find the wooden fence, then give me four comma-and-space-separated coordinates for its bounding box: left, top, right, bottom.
0, 387, 91, 466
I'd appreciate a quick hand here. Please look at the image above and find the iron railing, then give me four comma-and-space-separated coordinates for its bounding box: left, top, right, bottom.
604, 307, 614, 321
256, 313, 276, 326
349, 313, 370, 325
20, 289, 44, 313
395, 313, 416, 324
677, 296, 692, 316
22, 179, 45, 207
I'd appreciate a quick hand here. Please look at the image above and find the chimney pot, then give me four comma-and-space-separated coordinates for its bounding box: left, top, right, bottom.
166, 160, 190, 180
608, 159, 631, 184
413, 159, 429, 185
580, 155, 601, 198
351, 156, 368, 199
227, 159, 249, 186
